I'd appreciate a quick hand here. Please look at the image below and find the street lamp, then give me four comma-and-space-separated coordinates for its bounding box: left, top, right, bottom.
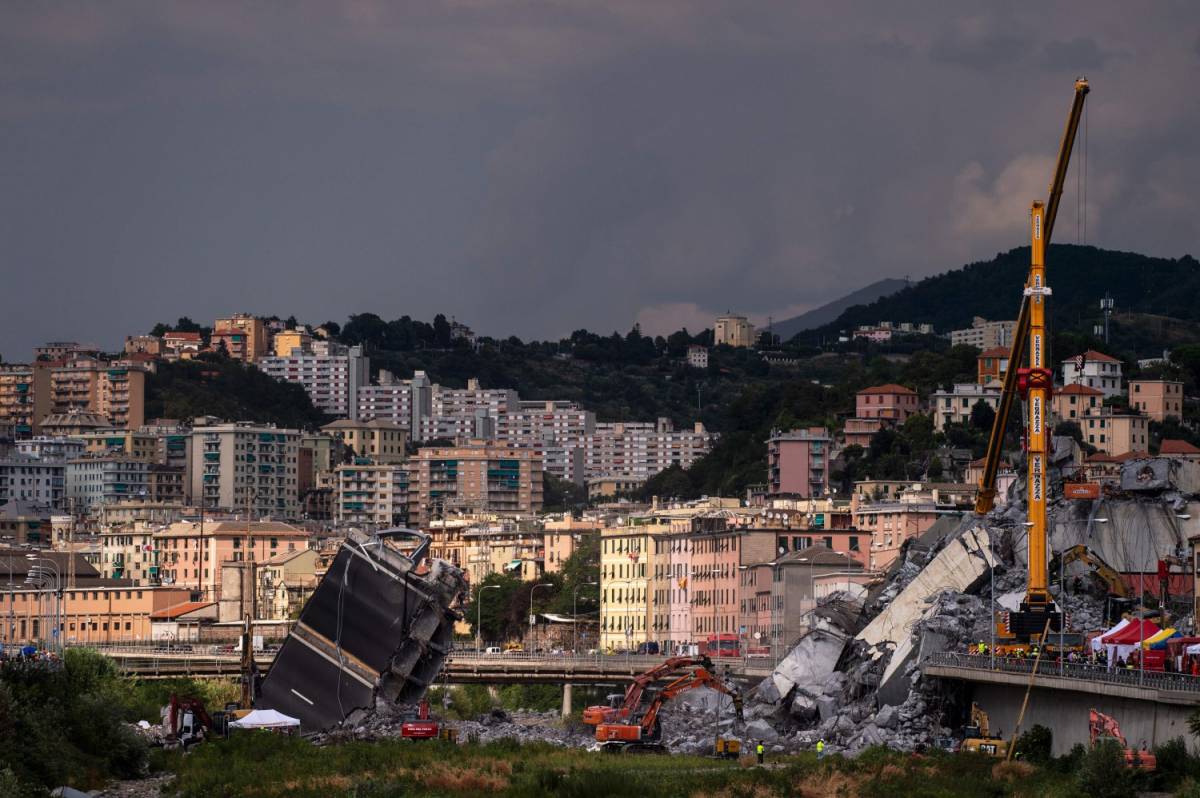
530, 583, 553, 654
26, 555, 62, 653
573, 581, 598, 654
476, 584, 501, 653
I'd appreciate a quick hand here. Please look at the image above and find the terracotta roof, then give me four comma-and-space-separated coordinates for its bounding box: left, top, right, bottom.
1063, 349, 1119, 364
857, 384, 917, 396
164, 331, 202, 341
1086, 451, 1146, 463
1161, 439, 1200, 455
150, 601, 215, 620
978, 347, 1010, 358
1058, 384, 1104, 396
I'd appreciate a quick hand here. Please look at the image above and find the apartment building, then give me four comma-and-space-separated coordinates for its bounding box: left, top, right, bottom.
714, 314, 755, 348
949, 317, 1016, 350
355, 370, 433, 434
1061, 349, 1123, 398
502, 400, 595, 482
766, 427, 831, 497
258, 548, 320, 621
1052, 384, 1103, 421
124, 336, 163, 357
152, 519, 310, 599
49, 360, 146, 428
0, 455, 65, 508
1081, 409, 1150, 456
687, 345, 709, 369
1129, 379, 1185, 422
334, 463, 408, 526
929, 383, 1001, 432
99, 520, 160, 583
321, 419, 407, 464
0, 500, 53, 546
586, 419, 712, 481
855, 384, 919, 421
0, 364, 52, 436
405, 442, 543, 526
161, 331, 203, 360
853, 500, 948, 570
66, 456, 167, 510
542, 516, 601, 573
272, 328, 313, 357
258, 344, 369, 419
460, 521, 545, 584
977, 348, 1010, 386
0, 584, 194, 646
599, 521, 656, 651
15, 437, 85, 461
210, 314, 268, 362
77, 430, 161, 461
189, 422, 301, 518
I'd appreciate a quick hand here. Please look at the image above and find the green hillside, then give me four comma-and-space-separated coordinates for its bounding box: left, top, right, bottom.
799, 245, 1200, 357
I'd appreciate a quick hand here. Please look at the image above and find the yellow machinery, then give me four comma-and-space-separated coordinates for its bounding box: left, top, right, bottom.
961, 703, 1009, 757
1051, 544, 1130, 598
714, 737, 741, 759
975, 79, 1090, 642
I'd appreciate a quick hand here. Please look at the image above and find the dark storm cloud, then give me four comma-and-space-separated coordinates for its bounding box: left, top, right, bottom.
1, 2, 1198, 357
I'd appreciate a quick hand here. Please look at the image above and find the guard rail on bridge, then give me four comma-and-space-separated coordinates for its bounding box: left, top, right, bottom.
924, 652, 1200, 705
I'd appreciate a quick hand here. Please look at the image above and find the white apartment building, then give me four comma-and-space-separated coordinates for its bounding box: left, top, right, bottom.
502, 400, 595, 483
928, 383, 1002, 432
15, 437, 86, 461
257, 344, 369, 419
1061, 350, 1123, 399
0, 455, 65, 508
66, 456, 152, 510
189, 422, 301, 518
949, 317, 1016, 350
686, 345, 709, 369
335, 463, 409, 527
355, 370, 433, 435
586, 419, 713, 480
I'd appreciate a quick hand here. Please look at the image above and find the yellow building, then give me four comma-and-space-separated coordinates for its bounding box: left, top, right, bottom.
599, 518, 670, 651
211, 314, 268, 362
273, 329, 313, 358
714, 314, 756, 348
259, 548, 320, 620
461, 521, 546, 584
78, 430, 160, 461
0, 364, 51, 435
321, 419, 408, 464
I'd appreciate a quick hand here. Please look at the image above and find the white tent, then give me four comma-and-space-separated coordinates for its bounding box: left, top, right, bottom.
229, 708, 301, 730
1091, 618, 1130, 652
1186, 643, 1200, 656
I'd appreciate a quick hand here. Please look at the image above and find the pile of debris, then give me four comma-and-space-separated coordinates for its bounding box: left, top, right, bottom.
745, 452, 1200, 755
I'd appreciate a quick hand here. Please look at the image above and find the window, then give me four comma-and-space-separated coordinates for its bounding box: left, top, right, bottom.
849, 536, 860, 551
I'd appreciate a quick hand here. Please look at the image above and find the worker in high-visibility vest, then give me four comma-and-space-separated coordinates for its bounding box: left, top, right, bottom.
756, 741, 765, 765
816, 739, 825, 759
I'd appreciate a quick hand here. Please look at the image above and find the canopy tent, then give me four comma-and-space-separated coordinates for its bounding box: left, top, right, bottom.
1144, 628, 1180, 650
1104, 620, 1161, 645
1090, 618, 1130, 651
1187, 643, 1200, 656
229, 709, 300, 730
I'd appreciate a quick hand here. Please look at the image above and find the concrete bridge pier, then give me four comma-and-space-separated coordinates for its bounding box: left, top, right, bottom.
562, 683, 573, 718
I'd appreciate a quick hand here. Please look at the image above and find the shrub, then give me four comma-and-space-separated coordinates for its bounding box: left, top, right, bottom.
1152, 737, 1200, 791
1014, 724, 1053, 765
1076, 739, 1135, 798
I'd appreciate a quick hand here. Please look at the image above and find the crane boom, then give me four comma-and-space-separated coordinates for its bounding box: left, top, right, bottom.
974, 78, 1090, 515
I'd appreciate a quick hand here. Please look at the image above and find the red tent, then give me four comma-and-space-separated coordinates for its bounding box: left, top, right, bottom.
1104, 620, 1161, 645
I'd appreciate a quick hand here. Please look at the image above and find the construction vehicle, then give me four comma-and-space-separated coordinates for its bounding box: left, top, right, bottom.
582, 655, 717, 725
398, 699, 444, 740
595, 665, 743, 753
1050, 545, 1131, 598
713, 737, 741, 759
162, 694, 216, 749
1089, 709, 1156, 770
959, 703, 1009, 757
973, 78, 1090, 646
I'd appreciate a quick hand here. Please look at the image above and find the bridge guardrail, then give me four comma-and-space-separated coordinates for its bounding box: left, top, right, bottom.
926, 652, 1200, 695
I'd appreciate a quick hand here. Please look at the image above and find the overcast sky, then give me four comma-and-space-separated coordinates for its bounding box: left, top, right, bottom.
2, 3, 1198, 360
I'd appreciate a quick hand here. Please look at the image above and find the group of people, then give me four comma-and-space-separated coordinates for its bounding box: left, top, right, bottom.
970, 640, 1200, 676
753, 737, 824, 765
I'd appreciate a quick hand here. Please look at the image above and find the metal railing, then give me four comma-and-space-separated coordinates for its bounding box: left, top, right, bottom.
926, 652, 1200, 695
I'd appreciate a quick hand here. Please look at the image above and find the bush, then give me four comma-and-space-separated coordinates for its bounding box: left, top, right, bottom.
1152, 737, 1200, 791
1076, 739, 1135, 798
1014, 724, 1053, 765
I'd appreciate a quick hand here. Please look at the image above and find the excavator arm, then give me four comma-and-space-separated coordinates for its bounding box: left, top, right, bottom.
637, 667, 743, 741
582, 655, 714, 725
975, 78, 1090, 515
1051, 545, 1130, 598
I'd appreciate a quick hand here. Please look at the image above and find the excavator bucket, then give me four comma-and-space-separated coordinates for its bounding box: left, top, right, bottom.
257, 529, 467, 732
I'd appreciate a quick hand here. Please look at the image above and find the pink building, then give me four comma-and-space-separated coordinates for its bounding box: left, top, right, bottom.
766, 428, 831, 497
853, 503, 944, 570
855, 384, 919, 421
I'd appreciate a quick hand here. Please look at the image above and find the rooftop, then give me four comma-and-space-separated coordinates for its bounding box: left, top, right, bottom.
857, 384, 917, 396
150, 601, 216, 620
1058, 384, 1104, 396
1160, 439, 1200, 455
1064, 349, 1120, 364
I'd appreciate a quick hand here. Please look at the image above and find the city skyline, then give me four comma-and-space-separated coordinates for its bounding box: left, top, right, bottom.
3, 4, 1198, 359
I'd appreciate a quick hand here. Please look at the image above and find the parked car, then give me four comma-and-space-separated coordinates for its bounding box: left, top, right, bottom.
483, 646, 502, 655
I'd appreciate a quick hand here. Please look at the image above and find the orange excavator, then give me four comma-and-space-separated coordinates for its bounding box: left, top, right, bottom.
582, 655, 716, 726
595, 664, 743, 753
1089, 709, 1156, 770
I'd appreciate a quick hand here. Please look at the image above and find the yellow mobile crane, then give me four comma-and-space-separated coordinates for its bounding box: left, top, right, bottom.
975, 79, 1089, 640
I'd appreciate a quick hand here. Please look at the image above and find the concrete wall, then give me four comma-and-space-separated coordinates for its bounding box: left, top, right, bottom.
970, 682, 1194, 756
